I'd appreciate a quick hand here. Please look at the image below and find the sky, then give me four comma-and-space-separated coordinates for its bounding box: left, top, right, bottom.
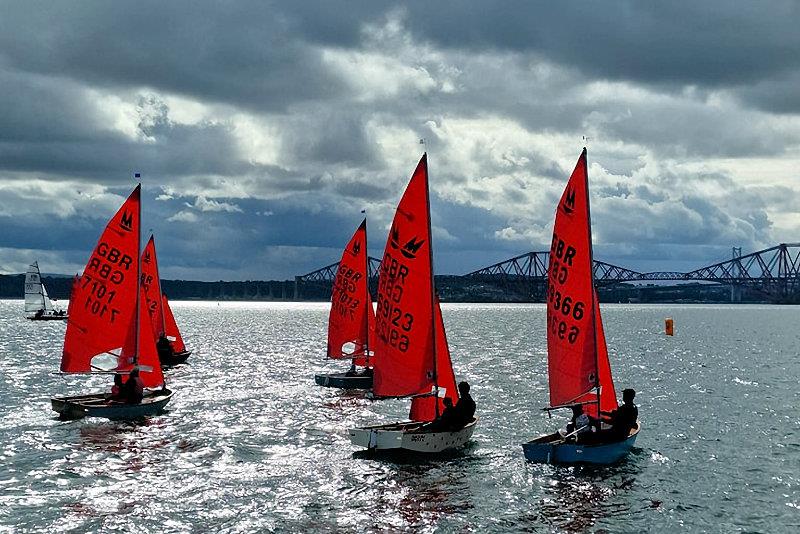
1, 1, 799, 280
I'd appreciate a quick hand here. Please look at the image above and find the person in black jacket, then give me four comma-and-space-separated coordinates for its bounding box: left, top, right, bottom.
600, 388, 638, 441
451, 381, 476, 428
121, 369, 144, 404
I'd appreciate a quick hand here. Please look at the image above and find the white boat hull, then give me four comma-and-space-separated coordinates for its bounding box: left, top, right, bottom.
349, 418, 477, 453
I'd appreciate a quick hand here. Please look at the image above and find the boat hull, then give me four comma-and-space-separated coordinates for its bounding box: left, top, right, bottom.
27, 315, 68, 321
315, 372, 373, 389
160, 350, 191, 367
522, 423, 640, 465
349, 418, 477, 453
51, 389, 174, 420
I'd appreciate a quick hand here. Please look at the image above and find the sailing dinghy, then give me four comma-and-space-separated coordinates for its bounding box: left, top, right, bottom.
315, 219, 376, 389
51, 185, 172, 420
522, 149, 639, 464
141, 235, 191, 366
348, 155, 477, 453
24, 262, 67, 320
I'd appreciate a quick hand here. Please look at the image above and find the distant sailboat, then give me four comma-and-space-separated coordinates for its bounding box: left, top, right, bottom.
348, 154, 477, 453
51, 185, 173, 419
522, 149, 640, 464
315, 219, 376, 389
24, 262, 67, 320
141, 235, 191, 366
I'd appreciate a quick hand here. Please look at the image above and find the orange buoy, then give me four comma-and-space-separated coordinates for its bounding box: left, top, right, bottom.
665, 317, 674, 336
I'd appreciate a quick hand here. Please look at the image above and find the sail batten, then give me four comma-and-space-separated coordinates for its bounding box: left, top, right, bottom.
546, 149, 618, 418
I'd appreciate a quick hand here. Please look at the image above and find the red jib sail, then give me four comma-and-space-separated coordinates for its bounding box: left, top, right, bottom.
327, 219, 374, 367
161, 295, 186, 353
373, 154, 441, 399
546, 148, 618, 417
141, 235, 166, 339
119, 286, 165, 388
409, 297, 459, 421
61, 186, 141, 374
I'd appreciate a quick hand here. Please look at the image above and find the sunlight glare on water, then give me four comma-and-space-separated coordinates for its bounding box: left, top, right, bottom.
1, 300, 799, 532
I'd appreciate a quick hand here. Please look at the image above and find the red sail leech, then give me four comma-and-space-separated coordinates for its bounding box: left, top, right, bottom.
546, 149, 618, 418
327, 219, 374, 367
409, 297, 459, 422
61, 186, 141, 374
372, 155, 436, 398
162, 295, 186, 353
141, 236, 166, 339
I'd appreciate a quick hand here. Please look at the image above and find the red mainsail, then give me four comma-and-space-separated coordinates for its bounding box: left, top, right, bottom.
546, 149, 618, 417
409, 297, 459, 422
373, 154, 443, 401
119, 286, 165, 388
141, 235, 166, 339
162, 295, 186, 353
61, 186, 141, 373
327, 219, 373, 367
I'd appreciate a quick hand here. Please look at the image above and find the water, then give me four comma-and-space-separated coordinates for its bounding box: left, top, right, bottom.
1, 300, 798, 533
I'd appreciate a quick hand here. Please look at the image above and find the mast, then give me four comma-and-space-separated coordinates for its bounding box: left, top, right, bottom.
154, 235, 167, 336
363, 216, 370, 368
134, 176, 141, 368
423, 152, 440, 417
582, 147, 601, 414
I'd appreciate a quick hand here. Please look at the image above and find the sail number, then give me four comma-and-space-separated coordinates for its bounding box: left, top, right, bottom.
81, 273, 120, 323
331, 265, 363, 320
376, 295, 412, 352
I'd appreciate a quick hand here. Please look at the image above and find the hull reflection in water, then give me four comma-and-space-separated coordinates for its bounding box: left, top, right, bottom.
523, 423, 640, 464
50, 389, 173, 420
349, 418, 477, 453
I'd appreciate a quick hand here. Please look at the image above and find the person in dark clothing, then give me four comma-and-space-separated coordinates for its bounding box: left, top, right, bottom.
427, 397, 458, 432
600, 388, 639, 441
156, 334, 174, 360
451, 381, 476, 428
109, 374, 124, 401
121, 369, 145, 404
565, 404, 598, 442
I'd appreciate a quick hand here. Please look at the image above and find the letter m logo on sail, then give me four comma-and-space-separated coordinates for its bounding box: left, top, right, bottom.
119, 210, 134, 232
562, 188, 576, 215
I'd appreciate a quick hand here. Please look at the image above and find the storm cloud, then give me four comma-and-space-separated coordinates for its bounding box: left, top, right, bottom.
1, 1, 799, 279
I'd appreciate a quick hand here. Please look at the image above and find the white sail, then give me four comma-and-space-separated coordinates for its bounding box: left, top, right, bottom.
24, 261, 59, 317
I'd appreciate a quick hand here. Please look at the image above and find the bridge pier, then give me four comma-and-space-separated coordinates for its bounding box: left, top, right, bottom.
730, 284, 742, 303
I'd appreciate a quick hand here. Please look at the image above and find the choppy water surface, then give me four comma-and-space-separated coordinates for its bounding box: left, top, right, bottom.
1, 300, 799, 532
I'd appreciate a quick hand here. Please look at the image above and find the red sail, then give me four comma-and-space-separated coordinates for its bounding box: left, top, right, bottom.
119, 286, 165, 388
373, 155, 436, 397
61, 186, 141, 373
327, 219, 373, 366
162, 295, 186, 353
66, 275, 79, 317
546, 149, 602, 409
141, 235, 166, 339
409, 297, 459, 422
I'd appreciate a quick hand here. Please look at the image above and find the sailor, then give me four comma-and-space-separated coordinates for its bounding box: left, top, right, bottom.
600, 388, 639, 441
427, 397, 458, 431
156, 334, 174, 359
34, 309, 44, 319
345, 363, 358, 377
121, 369, 145, 404
451, 381, 476, 428
110, 374, 124, 401
565, 404, 596, 442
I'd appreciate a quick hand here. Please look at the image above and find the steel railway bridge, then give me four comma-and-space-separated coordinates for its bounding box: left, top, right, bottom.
294, 243, 800, 303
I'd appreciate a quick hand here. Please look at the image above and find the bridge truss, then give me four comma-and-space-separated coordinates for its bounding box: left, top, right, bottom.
294, 244, 800, 302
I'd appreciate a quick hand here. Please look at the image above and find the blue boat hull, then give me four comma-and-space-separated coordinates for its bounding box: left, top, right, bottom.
314, 372, 373, 389
51, 389, 173, 420
522, 423, 640, 465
